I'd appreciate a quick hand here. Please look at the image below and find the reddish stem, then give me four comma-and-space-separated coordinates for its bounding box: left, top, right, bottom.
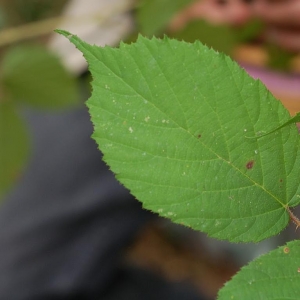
288, 208, 300, 229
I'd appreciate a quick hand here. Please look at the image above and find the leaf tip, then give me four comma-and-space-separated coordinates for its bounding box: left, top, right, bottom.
54, 29, 89, 55
54, 29, 74, 40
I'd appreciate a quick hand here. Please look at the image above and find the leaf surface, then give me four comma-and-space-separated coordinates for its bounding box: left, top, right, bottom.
249, 112, 300, 138
218, 240, 300, 299
57, 30, 300, 242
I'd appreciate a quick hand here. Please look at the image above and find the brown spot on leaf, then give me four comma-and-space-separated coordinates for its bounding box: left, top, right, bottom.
246, 160, 254, 169
197, 134, 201, 139
283, 247, 290, 254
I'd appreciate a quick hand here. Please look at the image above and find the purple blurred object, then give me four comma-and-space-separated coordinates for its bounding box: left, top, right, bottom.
242, 63, 300, 97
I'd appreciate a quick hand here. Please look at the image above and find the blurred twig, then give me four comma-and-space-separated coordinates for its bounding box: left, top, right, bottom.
0, 0, 134, 48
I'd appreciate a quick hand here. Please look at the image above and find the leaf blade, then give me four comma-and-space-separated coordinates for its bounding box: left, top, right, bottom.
57, 30, 300, 242
218, 240, 300, 299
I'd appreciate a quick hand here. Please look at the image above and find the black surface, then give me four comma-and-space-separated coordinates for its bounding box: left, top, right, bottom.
0, 107, 206, 300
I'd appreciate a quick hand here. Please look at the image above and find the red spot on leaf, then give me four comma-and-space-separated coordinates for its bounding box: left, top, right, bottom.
246, 160, 254, 169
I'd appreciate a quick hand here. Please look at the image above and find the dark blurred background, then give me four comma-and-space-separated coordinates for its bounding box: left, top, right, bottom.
1, 1, 300, 299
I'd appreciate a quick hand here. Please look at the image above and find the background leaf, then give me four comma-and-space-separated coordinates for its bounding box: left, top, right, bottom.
218, 240, 300, 299
170, 20, 236, 55
1, 45, 79, 109
58, 31, 300, 243
135, 0, 193, 36
0, 101, 29, 198
170, 19, 262, 56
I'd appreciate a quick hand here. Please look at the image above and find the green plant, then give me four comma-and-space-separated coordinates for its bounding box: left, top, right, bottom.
56, 29, 300, 299
0, 0, 79, 198
0, 44, 79, 197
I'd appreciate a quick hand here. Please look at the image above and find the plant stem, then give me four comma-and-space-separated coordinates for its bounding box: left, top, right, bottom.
287, 207, 300, 229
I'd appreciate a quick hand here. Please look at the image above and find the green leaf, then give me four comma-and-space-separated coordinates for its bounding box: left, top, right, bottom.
170, 19, 263, 56
218, 240, 300, 299
170, 20, 236, 55
57, 30, 300, 243
1, 45, 79, 109
248, 112, 300, 139
234, 19, 263, 44
0, 101, 29, 198
135, 0, 193, 36
267, 43, 295, 72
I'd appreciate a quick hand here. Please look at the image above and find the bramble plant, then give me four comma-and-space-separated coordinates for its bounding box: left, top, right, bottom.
56, 29, 300, 299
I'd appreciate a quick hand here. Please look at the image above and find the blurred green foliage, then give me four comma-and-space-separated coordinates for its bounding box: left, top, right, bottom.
0, 0, 68, 25
0, 102, 30, 198
0, 43, 79, 196
170, 19, 263, 55
0, 0, 78, 198
135, 0, 194, 36
170, 20, 236, 55
1, 45, 78, 109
